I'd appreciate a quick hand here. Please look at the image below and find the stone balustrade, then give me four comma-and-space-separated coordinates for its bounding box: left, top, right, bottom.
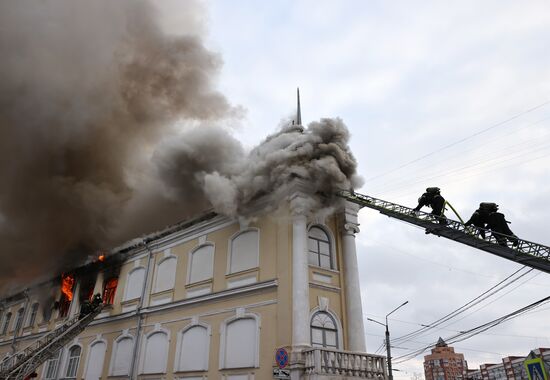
304, 347, 387, 379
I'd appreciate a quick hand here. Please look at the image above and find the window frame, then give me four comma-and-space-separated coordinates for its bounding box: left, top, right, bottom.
227, 228, 260, 275
103, 277, 118, 305
109, 333, 134, 376
14, 307, 25, 332
219, 312, 260, 370
139, 328, 170, 374
44, 350, 62, 380
174, 322, 211, 372
82, 338, 107, 380
309, 309, 342, 350
154, 255, 178, 293
307, 225, 336, 270
1, 312, 12, 335
27, 303, 39, 327
64, 345, 82, 379
123, 266, 146, 301
187, 243, 215, 285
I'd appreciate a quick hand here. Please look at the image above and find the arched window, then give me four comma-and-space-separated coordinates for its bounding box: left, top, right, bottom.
154, 256, 177, 292
221, 316, 259, 369
110, 335, 134, 376
124, 267, 145, 301
229, 229, 259, 274
65, 345, 81, 378
188, 245, 214, 284
308, 226, 333, 269
27, 303, 39, 327
84, 341, 106, 380
310, 311, 338, 349
103, 278, 118, 305
1, 312, 11, 335
14, 308, 25, 332
175, 325, 209, 371
44, 350, 61, 380
141, 331, 168, 374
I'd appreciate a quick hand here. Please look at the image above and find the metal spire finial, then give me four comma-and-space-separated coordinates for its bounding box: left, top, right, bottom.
296, 87, 302, 126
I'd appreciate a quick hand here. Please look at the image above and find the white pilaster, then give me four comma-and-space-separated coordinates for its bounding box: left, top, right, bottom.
341, 201, 366, 352
290, 193, 311, 348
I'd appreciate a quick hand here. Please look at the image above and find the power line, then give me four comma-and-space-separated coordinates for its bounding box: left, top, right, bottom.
364, 100, 550, 183
393, 294, 550, 363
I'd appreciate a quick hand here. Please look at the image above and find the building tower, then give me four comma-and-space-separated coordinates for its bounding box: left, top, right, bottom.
424, 337, 469, 380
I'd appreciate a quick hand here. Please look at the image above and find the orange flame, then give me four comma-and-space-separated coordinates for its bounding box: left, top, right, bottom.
98, 254, 105, 262
61, 274, 75, 301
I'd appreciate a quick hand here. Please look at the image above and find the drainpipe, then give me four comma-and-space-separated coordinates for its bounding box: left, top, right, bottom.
129, 240, 154, 379
11, 288, 30, 353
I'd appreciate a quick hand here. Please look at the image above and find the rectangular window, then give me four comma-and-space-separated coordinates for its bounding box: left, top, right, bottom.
44, 351, 61, 379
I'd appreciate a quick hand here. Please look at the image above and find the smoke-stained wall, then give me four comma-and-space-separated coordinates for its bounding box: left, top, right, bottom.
0, 0, 361, 295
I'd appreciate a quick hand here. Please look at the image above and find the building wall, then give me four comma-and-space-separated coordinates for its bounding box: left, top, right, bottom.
0, 198, 357, 380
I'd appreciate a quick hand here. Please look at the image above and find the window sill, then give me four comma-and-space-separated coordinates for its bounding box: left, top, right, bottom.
225, 267, 259, 279
308, 265, 339, 274
186, 278, 213, 289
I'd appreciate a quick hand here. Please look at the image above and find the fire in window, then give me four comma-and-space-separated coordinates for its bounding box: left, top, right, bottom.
103, 278, 118, 305
59, 274, 75, 318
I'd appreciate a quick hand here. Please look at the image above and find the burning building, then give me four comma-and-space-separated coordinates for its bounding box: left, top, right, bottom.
0, 104, 387, 379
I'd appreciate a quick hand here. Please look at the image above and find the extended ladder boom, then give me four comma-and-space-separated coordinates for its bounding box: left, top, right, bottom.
339, 190, 550, 274
0, 303, 104, 380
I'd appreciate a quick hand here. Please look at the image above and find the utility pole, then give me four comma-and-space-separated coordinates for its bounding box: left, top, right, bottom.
367, 300, 409, 380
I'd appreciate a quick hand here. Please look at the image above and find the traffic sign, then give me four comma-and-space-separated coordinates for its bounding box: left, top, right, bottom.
525, 358, 548, 380
275, 347, 289, 369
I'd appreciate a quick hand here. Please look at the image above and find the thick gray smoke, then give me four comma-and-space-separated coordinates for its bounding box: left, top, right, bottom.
0, 1, 361, 295
0, 0, 235, 292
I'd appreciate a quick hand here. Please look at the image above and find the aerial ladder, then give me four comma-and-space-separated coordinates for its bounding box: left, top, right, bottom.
0, 302, 104, 380
338, 190, 550, 274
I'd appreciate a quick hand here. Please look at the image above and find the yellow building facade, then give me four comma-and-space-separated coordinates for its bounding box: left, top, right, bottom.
0, 182, 386, 380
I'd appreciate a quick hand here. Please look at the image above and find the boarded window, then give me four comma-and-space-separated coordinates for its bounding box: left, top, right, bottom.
229, 230, 259, 273
176, 325, 209, 371
124, 267, 145, 301
142, 331, 168, 374
189, 245, 214, 284
223, 318, 257, 368
110, 336, 133, 376
154, 256, 177, 292
84, 341, 106, 380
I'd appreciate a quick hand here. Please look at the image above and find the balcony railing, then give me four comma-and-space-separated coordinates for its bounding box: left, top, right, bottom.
304, 347, 387, 379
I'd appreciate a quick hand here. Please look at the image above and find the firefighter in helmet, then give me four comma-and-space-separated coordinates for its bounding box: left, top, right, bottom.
466, 203, 518, 246
413, 187, 447, 224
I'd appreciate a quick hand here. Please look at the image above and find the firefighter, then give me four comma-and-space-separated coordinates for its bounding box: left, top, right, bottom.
91, 293, 103, 309
464, 202, 495, 238
413, 187, 447, 224
79, 299, 91, 319
486, 206, 519, 247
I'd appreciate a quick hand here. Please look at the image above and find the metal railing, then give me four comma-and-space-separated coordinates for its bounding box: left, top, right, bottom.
304, 347, 387, 379
338, 190, 550, 273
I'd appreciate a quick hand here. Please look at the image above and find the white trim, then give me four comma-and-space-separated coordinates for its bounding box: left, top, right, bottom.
108, 332, 135, 376
186, 242, 216, 285
139, 326, 171, 374
123, 266, 146, 301
226, 228, 260, 275
81, 337, 107, 380
307, 223, 337, 270
219, 311, 261, 370
309, 307, 344, 350
173, 321, 211, 372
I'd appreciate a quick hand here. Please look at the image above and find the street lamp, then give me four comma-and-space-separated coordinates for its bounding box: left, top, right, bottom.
367, 301, 409, 380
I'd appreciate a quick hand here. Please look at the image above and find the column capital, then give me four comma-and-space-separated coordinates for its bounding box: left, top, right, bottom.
343, 222, 360, 236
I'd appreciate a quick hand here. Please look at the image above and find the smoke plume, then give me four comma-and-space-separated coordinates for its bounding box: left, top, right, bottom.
0, 1, 361, 294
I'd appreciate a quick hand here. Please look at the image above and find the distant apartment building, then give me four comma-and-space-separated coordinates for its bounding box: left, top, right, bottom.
424, 338, 468, 380
467, 348, 550, 380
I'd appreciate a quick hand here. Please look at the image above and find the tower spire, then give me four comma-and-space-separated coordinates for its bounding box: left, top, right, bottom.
296, 87, 302, 126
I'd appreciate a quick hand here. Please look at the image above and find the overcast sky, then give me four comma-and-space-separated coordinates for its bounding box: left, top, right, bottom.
160, 1, 550, 377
